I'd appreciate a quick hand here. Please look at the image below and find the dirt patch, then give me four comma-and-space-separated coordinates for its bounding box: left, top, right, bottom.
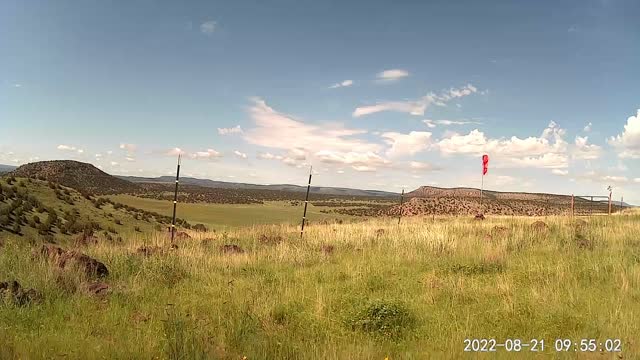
531, 221, 548, 232
219, 244, 244, 254
0, 280, 42, 306
37, 244, 109, 278
321, 244, 335, 255
259, 234, 283, 245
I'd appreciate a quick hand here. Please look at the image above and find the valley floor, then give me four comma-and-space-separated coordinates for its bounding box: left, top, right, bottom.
1, 215, 639, 359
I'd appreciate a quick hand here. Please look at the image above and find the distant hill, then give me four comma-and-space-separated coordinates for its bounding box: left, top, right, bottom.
9, 160, 140, 195
0, 164, 17, 174
407, 186, 571, 202
119, 175, 398, 197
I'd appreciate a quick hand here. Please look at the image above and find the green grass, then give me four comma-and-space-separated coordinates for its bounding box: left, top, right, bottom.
108, 194, 357, 229
1, 214, 639, 358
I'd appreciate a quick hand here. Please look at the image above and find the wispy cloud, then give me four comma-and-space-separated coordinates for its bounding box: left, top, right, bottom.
583, 122, 592, 132
329, 79, 353, 89
245, 98, 385, 171
376, 69, 409, 82
218, 125, 243, 135
119, 143, 137, 154
189, 149, 222, 160
353, 84, 477, 117
233, 150, 247, 159
573, 136, 602, 160
423, 119, 483, 128
200, 20, 217, 35
57, 144, 84, 154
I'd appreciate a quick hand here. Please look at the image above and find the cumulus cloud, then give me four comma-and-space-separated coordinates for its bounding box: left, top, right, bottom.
423, 119, 482, 128
608, 109, 640, 158
436, 121, 569, 169
552, 169, 569, 176
200, 20, 216, 35
376, 69, 409, 82
218, 125, 243, 135
245, 98, 385, 171
329, 80, 353, 89
353, 84, 477, 117
573, 136, 602, 160
381, 131, 432, 157
233, 150, 247, 159
189, 149, 222, 160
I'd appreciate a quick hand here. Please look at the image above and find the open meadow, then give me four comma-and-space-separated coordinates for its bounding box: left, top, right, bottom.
1, 213, 639, 359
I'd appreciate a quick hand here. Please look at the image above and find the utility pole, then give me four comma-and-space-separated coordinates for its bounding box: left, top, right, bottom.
171, 154, 182, 243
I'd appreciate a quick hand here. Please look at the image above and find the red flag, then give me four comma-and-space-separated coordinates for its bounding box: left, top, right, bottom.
482, 154, 489, 175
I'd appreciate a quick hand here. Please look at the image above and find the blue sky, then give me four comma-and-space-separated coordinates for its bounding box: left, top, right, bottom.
1, 0, 639, 202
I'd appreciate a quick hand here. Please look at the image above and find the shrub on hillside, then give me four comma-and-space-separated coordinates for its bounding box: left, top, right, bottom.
347, 299, 416, 340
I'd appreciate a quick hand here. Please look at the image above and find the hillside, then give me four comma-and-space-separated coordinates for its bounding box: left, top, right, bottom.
0, 176, 191, 243
407, 186, 571, 202
120, 175, 397, 197
9, 160, 140, 195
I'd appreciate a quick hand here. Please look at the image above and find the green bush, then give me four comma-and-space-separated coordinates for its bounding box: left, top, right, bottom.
347, 299, 415, 340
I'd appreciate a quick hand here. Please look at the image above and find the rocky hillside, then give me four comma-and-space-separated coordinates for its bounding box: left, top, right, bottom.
387, 196, 613, 217
407, 186, 571, 202
9, 160, 140, 195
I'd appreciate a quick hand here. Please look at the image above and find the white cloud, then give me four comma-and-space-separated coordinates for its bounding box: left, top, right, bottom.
573, 136, 602, 160
408, 161, 439, 171
353, 84, 477, 117
381, 131, 432, 157
125, 157, 135, 162
110, 161, 119, 166
315, 150, 389, 171
494, 175, 517, 186
57, 144, 84, 154
165, 147, 185, 156
423, 119, 482, 128
200, 20, 216, 35
552, 169, 569, 176
436, 121, 569, 169
583, 122, 592, 132
233, 150, 247, 159
608, 109, 640, 158
329, 80, 353, 89
245, 98, 385, 170
376, 69, 409, 82
189, 149, 222, 160
119, 143, 137, 153
576, 171, 630, 185
634, 178, 640, 183
257, 152, 276, 160
218, 125, 243, 135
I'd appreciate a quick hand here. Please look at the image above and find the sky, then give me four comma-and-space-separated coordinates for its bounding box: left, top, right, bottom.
1, 0, 639, 203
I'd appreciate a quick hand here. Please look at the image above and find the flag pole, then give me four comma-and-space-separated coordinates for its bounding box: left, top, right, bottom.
300, 165, 312, 239
170, 153, 182, 244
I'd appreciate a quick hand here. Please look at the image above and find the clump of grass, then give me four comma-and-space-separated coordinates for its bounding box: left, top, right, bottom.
347, 299, 415, 340
163, 306, 209, 360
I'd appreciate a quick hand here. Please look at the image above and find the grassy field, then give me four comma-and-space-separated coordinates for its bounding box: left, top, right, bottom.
108, 194, 359, 229
1, 214, 639, 359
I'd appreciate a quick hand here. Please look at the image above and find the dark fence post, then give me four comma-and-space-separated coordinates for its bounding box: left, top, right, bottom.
398, 189, 404, 225
300, 166, 312, 239
171, 154, 181, 244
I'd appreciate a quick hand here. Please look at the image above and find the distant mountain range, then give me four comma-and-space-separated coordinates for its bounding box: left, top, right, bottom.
118, 175, 399, 197
0, 164, 17, 174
